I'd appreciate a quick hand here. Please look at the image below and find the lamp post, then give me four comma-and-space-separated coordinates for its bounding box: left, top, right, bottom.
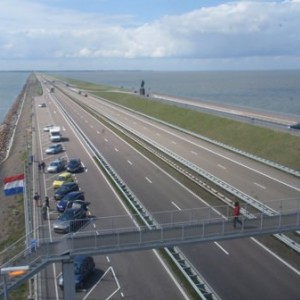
1, 265, 29, 300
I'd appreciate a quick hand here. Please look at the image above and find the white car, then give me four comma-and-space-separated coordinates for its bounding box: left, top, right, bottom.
43, 124, 54, 132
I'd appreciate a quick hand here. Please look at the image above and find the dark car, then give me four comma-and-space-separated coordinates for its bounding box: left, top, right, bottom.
54, 182, 79, 200
47, 158, 66, 173
66, 158, 84, 173
56, 191, 85, 212
57, 256, 95, 290
66, 200, 90, 211
53, 207, 88, 233
288, 123, 300, 130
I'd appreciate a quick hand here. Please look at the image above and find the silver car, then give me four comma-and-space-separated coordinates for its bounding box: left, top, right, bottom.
45, 144, 63, 154
53, 208, 87, 234
47, 158, 66, 173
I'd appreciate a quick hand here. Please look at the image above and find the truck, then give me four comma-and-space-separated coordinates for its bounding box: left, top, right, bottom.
49, 126, 62, 142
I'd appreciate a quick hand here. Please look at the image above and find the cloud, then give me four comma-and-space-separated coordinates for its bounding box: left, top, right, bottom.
0, 0, 300, 69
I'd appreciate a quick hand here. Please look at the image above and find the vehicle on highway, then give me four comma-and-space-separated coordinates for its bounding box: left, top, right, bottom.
57, 255, 95, 290
38, 103, 46, 107
66, 158, 84, 173
45, 143, 63, 154
43, 124, 54, 132
52, 172, 73, 189
56, 191, 85, 212
54, 182, 79, 200
53, 207, 88, 234
288, 122, 300, 130
47, 158, 66, 173
49, 126, 62, 142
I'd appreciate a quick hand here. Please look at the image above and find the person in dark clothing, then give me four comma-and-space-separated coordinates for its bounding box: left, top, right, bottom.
33, 192, 40, 207
45, 196, 49, 208
40, 161, 46, 172
233, 201, 243, 228
41, 203, 47, 220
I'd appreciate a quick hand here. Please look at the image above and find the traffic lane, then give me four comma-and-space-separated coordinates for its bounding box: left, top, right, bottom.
116, 113, 300, 202
81, 94, 300, 202
43, 91, 190, 300
103, 250, 188, 300
180, 238, 300, 300
60, 94, 221, 218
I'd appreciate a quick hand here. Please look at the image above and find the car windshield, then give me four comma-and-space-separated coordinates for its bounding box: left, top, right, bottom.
50, 162, 59, 166
59, 210, 74, 221
69, 160, 79, 166
59, 184, 72, 192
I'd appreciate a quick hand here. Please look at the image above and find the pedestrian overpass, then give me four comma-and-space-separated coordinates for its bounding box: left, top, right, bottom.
1, 200, 300, 298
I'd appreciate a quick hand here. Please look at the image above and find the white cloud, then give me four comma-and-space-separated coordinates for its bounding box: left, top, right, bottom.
0, 0, 300, 69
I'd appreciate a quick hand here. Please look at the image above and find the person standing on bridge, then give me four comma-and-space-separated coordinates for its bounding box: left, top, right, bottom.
233, 201, 243, 228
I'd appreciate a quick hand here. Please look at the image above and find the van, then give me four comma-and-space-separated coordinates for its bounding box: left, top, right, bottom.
49, 126, 61, 142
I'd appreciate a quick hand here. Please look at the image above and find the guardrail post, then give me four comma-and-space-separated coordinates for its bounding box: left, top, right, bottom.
297, 199, 300, 225
139, 230, 142, 246
260, 213, 263, 230
278, 213, 282, 228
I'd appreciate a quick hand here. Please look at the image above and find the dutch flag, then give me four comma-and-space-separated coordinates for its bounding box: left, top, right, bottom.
3, 173, 24, 196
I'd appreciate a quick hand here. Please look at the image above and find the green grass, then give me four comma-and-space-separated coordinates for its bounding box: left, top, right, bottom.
60, 78, 300, 171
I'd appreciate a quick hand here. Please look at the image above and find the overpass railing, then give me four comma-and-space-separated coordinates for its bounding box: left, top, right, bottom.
1, 199, 300, 294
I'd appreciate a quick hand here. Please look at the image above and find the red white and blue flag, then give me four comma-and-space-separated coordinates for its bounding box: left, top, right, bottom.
3, 173, 24, 196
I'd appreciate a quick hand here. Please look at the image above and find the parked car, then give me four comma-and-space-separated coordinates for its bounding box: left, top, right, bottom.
66, 158, 84, 173
43, 124, 54, 132
56, 191, 85, 212
53, 207, 88, 234
57, 256, 95, 290
288, 123, 300, 130
45, 143, 63, 154
38, 103, 46, 108
47, 158, 66, 173
66, 200, 90, 211
52, 172, 73, 189
54, 182, 79, 200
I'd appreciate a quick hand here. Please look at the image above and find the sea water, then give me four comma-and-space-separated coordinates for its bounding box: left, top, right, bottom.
1, 70, 300, 124
50, 70, 300, 119
0, 72, 29, 123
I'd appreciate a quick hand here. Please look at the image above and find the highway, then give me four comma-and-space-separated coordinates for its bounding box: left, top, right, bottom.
34, 82, 189, 299
34, 75, 300, 299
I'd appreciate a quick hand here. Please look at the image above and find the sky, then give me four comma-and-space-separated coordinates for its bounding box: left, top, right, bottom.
1, 0, 300, 71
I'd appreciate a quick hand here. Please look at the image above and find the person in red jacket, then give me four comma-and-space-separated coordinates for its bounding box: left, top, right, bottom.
233, 201, 243, 228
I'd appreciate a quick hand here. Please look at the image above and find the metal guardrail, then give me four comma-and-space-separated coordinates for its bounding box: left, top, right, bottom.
124, 94, 300, 177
